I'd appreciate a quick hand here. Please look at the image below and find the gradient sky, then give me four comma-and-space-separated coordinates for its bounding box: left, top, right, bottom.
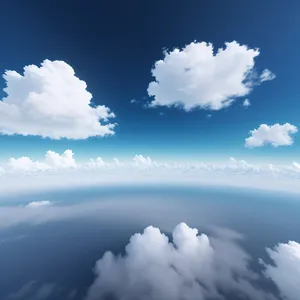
0, 0, 299, 163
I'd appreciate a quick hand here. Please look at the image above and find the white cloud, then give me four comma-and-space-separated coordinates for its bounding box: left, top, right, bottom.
45, 149, 77, 168
8, 149, 77, 172
261, 241, 300, 300
2, 152, 300, 195
87, 157, 106, 168
147, 41, 273, 111
86, 223, 277, 300
113, 158, 121, 166
228, 157, 260, 173
292, 162, 300, 171
8, 157, 50, 172
243, 99, 251, 107
26, 200, 52, 208
0, 60, 115, 139
133, 154, 155, 169
245, 123, 298, 148
260, 69, 276, 82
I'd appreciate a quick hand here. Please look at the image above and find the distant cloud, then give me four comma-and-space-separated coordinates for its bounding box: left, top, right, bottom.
243, 99, 251, 108
6, 281, 55, 300
8, 150, 77, 172
260, 69, 276, 82
147, 41, 274, 111
87, 157, 106, 168
292, 162, 300, 171
1, 151, 300, 194
8, 157, 50, 172
133, 154, 155, 169
86, 223, 279, 300
245, 123, 298, 148
113, 158, 121, 166
26, 200, 52, 208
45, 149, 77, 169
0, 60, 115, 139
260, 241, 300, 300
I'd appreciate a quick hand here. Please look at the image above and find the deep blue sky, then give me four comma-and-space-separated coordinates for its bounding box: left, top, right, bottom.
0, 0, 299, 162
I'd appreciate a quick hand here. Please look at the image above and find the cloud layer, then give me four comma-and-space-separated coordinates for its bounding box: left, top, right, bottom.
0, 60, 115, 139
147, 41, 274, 111
87, 223, 299, 300
245, 123, 298, 148
1, 152, 300, 195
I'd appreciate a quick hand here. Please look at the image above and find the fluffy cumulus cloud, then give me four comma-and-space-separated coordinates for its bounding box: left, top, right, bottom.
147, 41, 275, 111
261, 241, 300, 300
245, 123, 298, 148
0, 60, 115, 139
86, 223, 283, 300
45, 149, 77, 168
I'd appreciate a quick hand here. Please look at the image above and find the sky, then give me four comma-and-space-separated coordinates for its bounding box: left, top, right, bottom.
1, 3, 300, 298
0, 0, 299, 164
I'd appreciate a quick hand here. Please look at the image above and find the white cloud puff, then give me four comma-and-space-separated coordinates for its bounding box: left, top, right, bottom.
147, 41, 274, 111
86, 223, 277, 300
0, 60, 115, 139
261, 241, 300, 300
243, 99, 251, 108
245, 123, 298, 148
26, 200, 52, 208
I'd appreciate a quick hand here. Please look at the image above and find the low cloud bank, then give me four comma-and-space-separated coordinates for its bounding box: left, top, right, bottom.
87, 223, 299, 300
1, 152, 300, 195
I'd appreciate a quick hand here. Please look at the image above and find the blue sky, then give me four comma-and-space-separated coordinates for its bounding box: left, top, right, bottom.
0, 0, 299, 163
